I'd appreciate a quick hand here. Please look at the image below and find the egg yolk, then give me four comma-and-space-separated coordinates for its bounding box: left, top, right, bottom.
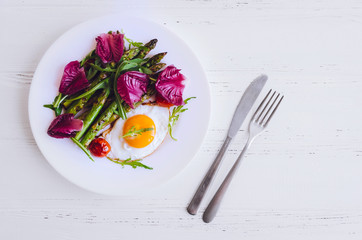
122, 114, 156, 148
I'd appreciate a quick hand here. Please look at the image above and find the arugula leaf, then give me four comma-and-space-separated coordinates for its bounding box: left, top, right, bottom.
123, 34, 143, 49
129, 58, 148, 64
64, 78, 109, 104
115, 58, 150, 79
113, 76, 127, 120
86, 66, 98, 80
89, 63, 116, 72
107, 157, 153, 170
139, 66, 153, 75
119, 62, 138, 72
79, 50, 95, 67
122, 126, 154, 138
71, 137, 94, 162
168, 97, 196, 141
43, 93, 68, 116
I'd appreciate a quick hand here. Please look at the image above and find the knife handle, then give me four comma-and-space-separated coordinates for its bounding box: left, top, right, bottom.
187, 136, 232, 215
202, 140, 250, 223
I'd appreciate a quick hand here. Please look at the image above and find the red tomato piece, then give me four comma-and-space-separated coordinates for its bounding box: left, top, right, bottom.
89, 138, 111, 157
156, 94, 174, 108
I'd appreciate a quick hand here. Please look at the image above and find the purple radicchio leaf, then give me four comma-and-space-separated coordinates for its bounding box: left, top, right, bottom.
95, 33, 112, 63
47, 113, 83, 139
155, 65, 186, 106
95, 32, 124, 63
117, 71, 149, 109
58, 61, 90, 95
108, 32, 124, 62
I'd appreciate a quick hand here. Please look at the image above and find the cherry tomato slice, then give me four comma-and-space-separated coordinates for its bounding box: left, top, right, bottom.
156, 94, 174, 108
89, 138, 111, 157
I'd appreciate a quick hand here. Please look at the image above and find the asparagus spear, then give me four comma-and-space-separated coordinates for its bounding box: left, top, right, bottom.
122, 48, 141, 61
143, 52, 167, 68
105, 113, 120, 127
66, 94, 92, 115
64, 74, 108, 114
149, 63, 166, 73
74, 88, 110, 140
64, 77, 109, 105
76, 108, 91, 121
81, 101, 118, 147
136, 39, 158, 59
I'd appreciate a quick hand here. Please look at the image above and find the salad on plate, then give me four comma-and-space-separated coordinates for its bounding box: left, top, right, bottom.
44, 30, 194, 170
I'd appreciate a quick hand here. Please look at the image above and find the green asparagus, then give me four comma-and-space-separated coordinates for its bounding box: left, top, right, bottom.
63, 77, 109, 105
149, 63, 166, 73
143, 52, 167, 68
122, 48, 141, 61
81, 101, 118, 147
136, 39, 158, 59
66, 94, 92, 115
74, 88, 110, 140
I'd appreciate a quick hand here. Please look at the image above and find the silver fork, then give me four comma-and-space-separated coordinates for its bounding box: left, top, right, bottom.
202, 90, 284, 223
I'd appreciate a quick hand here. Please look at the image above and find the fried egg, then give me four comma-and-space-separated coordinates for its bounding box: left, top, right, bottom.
104, 104, 169, 160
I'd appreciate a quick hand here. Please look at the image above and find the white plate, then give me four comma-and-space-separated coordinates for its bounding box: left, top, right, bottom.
28, 15, 211, 196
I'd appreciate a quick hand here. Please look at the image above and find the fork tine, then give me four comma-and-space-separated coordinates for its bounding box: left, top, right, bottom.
261, 93, 280, 124
256, 90, 276, 123
264, 94, 284, 126
252, 89, 272, 121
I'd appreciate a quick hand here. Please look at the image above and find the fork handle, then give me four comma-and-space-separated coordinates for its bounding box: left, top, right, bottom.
187, 136, 232, 215
202, 139, 251, 223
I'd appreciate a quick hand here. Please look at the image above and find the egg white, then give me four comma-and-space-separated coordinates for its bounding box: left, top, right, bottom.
105, 104, 169, 160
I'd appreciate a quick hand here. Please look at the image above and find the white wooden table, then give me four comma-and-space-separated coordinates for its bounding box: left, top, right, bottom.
1, 0, 362, 239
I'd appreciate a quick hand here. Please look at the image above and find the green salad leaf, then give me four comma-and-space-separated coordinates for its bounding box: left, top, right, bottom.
107, 157, 153, 170
168, 97, 195, 141
122, 126, 154, 138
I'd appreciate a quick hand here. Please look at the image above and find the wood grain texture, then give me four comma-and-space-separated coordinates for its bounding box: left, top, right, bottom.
1, 0, 362, 239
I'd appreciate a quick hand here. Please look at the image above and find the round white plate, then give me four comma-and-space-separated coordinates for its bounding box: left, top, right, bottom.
28, 15, 210, 196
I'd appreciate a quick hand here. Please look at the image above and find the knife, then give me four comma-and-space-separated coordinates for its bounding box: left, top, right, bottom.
186, 74, 268, 215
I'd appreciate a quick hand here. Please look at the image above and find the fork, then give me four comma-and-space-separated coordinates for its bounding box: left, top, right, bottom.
202, 89, 284, 223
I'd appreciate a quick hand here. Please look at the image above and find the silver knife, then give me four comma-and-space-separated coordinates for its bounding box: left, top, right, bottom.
186, 74, 267, 215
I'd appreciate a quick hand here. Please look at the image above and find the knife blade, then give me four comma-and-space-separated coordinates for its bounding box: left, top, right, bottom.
227, 74, 268, 138
187, 74, 267, 215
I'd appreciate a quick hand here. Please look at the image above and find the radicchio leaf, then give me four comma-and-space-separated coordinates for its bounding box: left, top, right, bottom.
108, 32, 124, 62
155, 65, 186, 106
47, 113, 83, 138
117, 71, 149, 109
95, 32, 124, 63
95, 33, 112, 63
59, 61, 90, 95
